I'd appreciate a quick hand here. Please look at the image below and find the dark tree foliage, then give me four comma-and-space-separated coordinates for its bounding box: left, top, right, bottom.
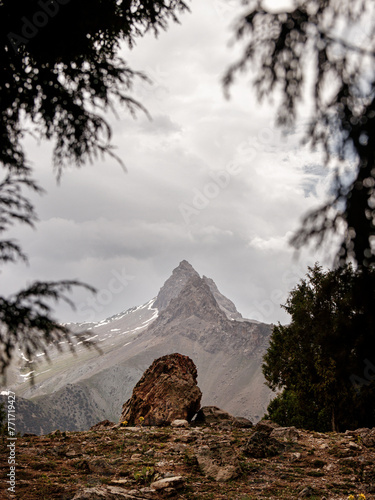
0, 0, 188, 377
263, 264, 375, 432
1, 0, 188, 174
225, 0, 375, 270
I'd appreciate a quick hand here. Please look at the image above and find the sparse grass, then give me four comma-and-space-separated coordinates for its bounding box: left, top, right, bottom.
1, 426, 375, 500
307, 470, 325, 477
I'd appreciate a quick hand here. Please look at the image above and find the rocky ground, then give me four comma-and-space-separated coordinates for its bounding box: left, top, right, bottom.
1, 420, 375, 500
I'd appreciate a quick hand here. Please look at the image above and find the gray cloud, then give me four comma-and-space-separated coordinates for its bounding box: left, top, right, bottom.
2, 0, 337, 326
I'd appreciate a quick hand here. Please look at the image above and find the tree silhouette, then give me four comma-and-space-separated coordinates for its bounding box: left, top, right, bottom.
263, 264, 375, 432
0, 0, 188, 377
225, 0, 375, 270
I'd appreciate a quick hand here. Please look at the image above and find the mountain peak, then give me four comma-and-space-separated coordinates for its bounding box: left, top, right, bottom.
153, 260, 200, 311
176, 260, 196, 271
155, 274, 226, 324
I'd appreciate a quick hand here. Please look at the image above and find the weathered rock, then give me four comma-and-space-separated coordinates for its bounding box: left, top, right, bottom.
194, 406, 235, 426
348, 440, 362, 450
270, 426, 299, 442
72, 486, 151, 499
345, 428, 375, 447
299, 486, 316, 498
195, 441, 240, 482
254, 419, 280, 434
49, 429, 62, 437
88, 459, 114, 475
171, 419, 189, 428
150, 476, 185, 490
90, 420, 115, 431
119, 353, 202, 426
243, 431, 285, 458
363, 428, 375, 447
153, 260, 200, 311
233, 416, 253, 428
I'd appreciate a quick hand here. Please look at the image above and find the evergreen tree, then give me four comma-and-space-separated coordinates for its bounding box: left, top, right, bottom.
226, 0, 375, 270
263, 264, 375, 431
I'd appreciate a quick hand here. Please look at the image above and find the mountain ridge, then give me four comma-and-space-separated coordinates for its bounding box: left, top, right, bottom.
5, 260, 274, 434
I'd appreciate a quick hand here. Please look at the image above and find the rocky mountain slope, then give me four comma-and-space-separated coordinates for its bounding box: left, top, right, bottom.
3, 260, 274, 434
2, 419, 375, 500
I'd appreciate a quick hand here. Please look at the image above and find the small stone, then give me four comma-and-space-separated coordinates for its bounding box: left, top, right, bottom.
362, 429, 375, 447
66, 450, 77, 457
49, 429, 61, 437
72, 485, 138, 499
196, 442, 241, 481
233, 417, 253, 428
88, 459, 113, 475
109, 479, 130, 486
139, 487, 157, 494
299, 486, 315, 497
324, 463, 335, 472
151, 476, 185, 490
90, 419, 115, 431
171, 419, 189, 428
291, 452, 301, 461
215, 465, 239, 482
271, 426, 299, 442
255, 419, 280, 431
348, 441, 361, 450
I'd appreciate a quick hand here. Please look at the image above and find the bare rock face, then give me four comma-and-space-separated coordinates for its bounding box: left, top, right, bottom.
119, 353, 202, 426
153, 260, 199, 311
202, 276, 243, 321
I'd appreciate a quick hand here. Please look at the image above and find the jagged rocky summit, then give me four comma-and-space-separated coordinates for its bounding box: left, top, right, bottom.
153, 260, 200, 311
119, 353, 202, 426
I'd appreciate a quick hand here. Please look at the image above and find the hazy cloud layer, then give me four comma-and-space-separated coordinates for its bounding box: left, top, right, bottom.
3, 0, 337, 326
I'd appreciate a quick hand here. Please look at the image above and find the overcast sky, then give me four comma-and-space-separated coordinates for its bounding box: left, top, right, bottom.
3, 0, 338, 325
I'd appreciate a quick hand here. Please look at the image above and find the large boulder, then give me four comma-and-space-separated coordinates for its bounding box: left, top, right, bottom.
194, 406, 235, 426
119, 353, 202, 426
194, 406, 253, 428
